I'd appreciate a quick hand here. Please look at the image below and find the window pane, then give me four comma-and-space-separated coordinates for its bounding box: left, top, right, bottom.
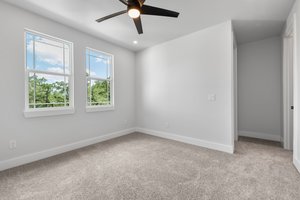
26, 33, 34, 70
29, 73, 69, 108
26, 32, 71, 75
87, 79, 91, 106
64, 45, 70, 74
28, 74, 35, 108
86, 50, 90, 76
89, 80, 110, 105
89, 56, 109, 79
34, 40, 64, 73
86, 49, 111, 79
107, 57, 112, 79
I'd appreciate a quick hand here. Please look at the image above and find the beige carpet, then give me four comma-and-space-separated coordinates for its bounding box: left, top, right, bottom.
0, 133, 300, 200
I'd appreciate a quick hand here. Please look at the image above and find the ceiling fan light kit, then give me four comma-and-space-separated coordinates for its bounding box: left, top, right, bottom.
128, 6, 140, 18
96, 0, 180, 34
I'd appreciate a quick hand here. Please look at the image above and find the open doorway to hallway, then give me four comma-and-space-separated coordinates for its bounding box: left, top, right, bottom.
236, 36, 284, 147
233, 14, 299, 174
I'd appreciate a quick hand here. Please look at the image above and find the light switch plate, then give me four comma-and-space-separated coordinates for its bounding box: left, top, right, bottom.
208, 94, 216, 102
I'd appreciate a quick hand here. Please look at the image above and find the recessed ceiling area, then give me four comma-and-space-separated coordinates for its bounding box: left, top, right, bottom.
4, 0, 295, 51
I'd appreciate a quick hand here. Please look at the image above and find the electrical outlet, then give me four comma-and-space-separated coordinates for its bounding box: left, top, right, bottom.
9, 140, 17, 150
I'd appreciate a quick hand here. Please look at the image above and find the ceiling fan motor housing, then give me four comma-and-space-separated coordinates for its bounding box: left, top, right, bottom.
127, 1, 141, 11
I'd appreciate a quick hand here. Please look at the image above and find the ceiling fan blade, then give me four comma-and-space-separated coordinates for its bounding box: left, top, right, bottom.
119, 0, 128, 5
133, 17, 143, 34
96, 10, 127, 23
141, 5, 179, 18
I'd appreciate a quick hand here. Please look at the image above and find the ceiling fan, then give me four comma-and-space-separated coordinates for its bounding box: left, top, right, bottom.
96, 0, 180, 34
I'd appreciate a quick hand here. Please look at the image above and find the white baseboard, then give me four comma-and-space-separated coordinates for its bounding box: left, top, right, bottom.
294, 158, 300, 174
136, 128, 234, 154
0, 128, 135, 172
238, 130, 282, 142
0, 127, 235, 171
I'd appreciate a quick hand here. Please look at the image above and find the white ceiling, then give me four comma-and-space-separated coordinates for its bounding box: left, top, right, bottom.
3, 0, 295, 51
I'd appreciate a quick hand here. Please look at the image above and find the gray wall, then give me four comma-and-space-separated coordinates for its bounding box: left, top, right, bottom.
237, 37, 282, 141
0, 2, 136, 161
136, 21, 235, 152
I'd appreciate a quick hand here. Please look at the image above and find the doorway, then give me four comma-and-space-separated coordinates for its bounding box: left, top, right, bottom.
236, 37, 283, 144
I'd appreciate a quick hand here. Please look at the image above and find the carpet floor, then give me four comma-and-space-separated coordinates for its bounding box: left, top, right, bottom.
0, 133, 300, 200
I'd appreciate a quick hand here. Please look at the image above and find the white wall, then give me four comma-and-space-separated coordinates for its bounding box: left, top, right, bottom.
136, 21, 234, 152
287, 0, 300, 173
237, 37, 283, 141
0, 2, 136, 163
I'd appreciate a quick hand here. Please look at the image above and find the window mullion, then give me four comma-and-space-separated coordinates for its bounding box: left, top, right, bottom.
63, 44, 66, 107
88, 50, 91, 106
33, 35, 36, 109
90, 80, 92, 106
34, 40, 64, 49
107, 59, 109, 79
87, 76, 108, 81
88, 51, 91, 76
27, 69, 66, 76
33, 73, 36, 109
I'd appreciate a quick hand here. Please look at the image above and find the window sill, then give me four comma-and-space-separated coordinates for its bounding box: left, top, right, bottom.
24, 107, 75, 118
86, 106, 115, 113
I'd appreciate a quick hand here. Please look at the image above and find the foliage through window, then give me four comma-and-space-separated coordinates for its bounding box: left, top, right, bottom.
86, 48, 113, 107
25, 31, 73, 109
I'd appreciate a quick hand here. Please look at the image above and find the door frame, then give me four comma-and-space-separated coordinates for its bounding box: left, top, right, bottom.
283, 14, 298, 158
283, 18, 294, 150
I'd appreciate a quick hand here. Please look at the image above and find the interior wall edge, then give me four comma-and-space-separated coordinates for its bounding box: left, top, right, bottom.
294, 157, 300, 173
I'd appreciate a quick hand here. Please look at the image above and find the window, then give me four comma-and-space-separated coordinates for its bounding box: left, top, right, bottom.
24, 30, 74, 117
86, 48, 114, 112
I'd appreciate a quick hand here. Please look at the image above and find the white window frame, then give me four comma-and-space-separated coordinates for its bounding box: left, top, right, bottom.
24, 29, 75, 118
85, 47, 114, 112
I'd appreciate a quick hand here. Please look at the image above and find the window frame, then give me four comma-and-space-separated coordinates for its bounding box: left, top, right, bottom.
85, 47, 114, 112
24, 29, 75, 118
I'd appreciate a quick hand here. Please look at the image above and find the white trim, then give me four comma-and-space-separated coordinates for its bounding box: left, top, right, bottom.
238, 130, 282, 142
294, 157, 300, 173
85, 47, 115, 111
86, 47, 114, 58
136, 128, 234, 154
86, 106, 114, 112
24, 107, 75, 118
24, 29, 75, 114
24, 28, 73, 46
230, 26, 235, 146
87, 76, 111, 81
283, 14, 295, 150
282, 36, 293, 149
292, 13, 299, 170
0, 127, 236, 171
0, 128, 135, 171
27, 69, 71, 77
232, 26, 238, 143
